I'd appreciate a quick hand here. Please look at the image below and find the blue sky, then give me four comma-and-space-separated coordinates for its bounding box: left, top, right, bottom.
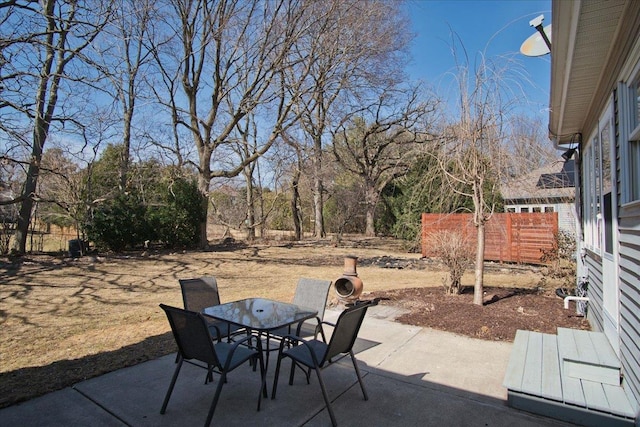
405, 0, 552, 119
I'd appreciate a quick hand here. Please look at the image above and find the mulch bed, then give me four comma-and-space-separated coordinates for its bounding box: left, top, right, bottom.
368, 286, 590, 341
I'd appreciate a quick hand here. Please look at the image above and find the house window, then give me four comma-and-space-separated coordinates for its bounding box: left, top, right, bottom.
544, 206, 555, 213
533, 207, 542, 212
583, 99, 615, 253
506, 207, 516, 213
520, 207, 529, 213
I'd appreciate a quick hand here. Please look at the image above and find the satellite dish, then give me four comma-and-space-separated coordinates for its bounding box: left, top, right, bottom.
520, 24, 552, 56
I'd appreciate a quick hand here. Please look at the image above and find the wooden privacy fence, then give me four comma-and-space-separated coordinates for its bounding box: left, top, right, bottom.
421, 212, 559, 265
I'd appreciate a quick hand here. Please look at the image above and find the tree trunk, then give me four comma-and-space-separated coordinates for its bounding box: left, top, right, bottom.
291, 164, 302, 241
245, 175, 255, 241
13, 114, 49, 254
364, 185, 378, 237
13, 166, 38, 254
312, 137, 325, 237
473, 222, 485, 306
197, 171, 210, 249
120, 108, 133, 190
313, 178, 324, 237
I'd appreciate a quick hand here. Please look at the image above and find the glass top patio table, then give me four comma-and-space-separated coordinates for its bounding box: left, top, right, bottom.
202, 297, 317, 332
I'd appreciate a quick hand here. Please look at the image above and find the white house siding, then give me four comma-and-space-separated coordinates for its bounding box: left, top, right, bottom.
583, 251, 604, 332
619, 202, 640, 405
503, 202, 576, 235
557, 203, 577, 234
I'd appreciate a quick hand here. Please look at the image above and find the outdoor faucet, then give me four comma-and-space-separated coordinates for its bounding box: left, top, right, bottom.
563, 296, 589, 310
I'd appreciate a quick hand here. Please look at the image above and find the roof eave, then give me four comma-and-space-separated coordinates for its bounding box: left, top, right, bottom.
549, 0, 581, 148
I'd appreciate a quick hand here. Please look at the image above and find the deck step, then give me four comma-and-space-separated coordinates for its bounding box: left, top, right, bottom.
557, 328, 621, 385
503, 329, 637, 427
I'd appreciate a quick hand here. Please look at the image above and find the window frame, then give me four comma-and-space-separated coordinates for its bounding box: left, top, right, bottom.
582, 99, 614, 254
628, 74, 640, 202
621, 57, 640, 204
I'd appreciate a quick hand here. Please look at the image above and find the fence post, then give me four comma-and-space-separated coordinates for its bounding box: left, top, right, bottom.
421, 213, 427, 258
505, 213, 512, 263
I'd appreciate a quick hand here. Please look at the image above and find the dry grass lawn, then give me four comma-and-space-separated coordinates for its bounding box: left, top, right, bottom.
0, 237, 553, 407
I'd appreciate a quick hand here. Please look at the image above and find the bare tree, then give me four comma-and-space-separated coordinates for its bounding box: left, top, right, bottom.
504, 115, 558, 178
1, 0, 113, 254
287, 0, 411, 238
434, 51, 519, 305
235, 115, 259, 241
89, 0, 158, 190
332, 84, 438, 236
152, 0, 311, 248
37, 148, 84, 230
228, 112, 276, 241
279, 132, 305, 240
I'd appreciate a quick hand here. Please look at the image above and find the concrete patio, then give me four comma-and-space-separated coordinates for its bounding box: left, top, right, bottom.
0, 306, 575, 426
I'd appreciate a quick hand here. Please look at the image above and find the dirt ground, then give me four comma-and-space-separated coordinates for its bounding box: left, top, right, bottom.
0, 237, 588, 408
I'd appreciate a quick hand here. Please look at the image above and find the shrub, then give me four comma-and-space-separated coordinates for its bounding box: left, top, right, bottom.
427, 230, 474, 295
147, 178, 204, 248
86, 192, 151, 251
540, 230, 578, 292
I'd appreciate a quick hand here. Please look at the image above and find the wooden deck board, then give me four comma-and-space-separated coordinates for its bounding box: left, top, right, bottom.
541, 333, 563, 401
588, 332, 620, 367
582, 379, 612, 413
520, 331, 542, 395
502, 330, 529, 390
602, 383, 638, 418
562, 371, 587, 407
557, 328, 579, 367
572, 329, 600, 365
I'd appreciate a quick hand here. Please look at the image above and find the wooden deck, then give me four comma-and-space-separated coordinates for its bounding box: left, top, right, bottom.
503, 329, 638, 427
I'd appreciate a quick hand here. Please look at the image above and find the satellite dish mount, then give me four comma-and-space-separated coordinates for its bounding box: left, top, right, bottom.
529, 15, 551, 50
520, 14, 552, 57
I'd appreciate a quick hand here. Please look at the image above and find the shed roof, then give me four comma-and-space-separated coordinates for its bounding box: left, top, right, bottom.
501, 159, 575, 202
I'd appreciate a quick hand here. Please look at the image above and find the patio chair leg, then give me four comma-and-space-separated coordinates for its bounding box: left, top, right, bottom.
271, 351, 284, 399
290, 361, 311, 384
205, 364, 214, 384
314, 368, 337, 427
288, 357, 296, 385
205, 371, 227, 427
256, 353, 267, 410
300, 363, 311, 384
250, 333, 257, 371
160, 357, 184, 414
350, 350, 368, 400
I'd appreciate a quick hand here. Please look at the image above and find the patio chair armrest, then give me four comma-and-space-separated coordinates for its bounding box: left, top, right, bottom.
320, 320, 336, 327
281, 333, 303, 346
294, 315, 322, 336
232, 334, 263, 352
221, 334, 263, 371
209, 324, 222, 342
315, 320, 336, 342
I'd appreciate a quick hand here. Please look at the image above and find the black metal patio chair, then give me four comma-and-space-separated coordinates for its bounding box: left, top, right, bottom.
159, 304, 267, 427
179, 277, 246, 342
271, 277, 332, 341
271, 299, 377, 427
